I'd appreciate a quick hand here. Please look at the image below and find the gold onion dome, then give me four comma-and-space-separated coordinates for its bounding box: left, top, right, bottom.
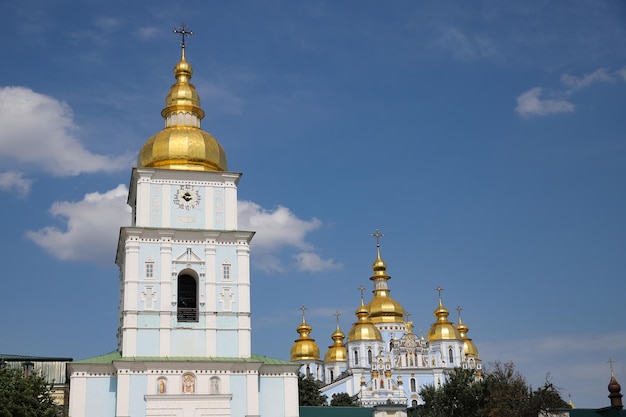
456, 312, 479, 357
138, 48, 227, 171
348, 297, 382, 342
290, 310, 320, 361
366, 246, 404, 324
324, 319, 347, 363
427, 294, 462, 341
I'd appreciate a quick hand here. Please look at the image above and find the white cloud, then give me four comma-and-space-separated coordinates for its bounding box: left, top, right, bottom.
433, 26, 497, 61
293, 252, 342, 272
26, 184, 131, 265
238, 200, 339, 273
515, 87, 574, 117
0, 87, 133, 176
27, 193, 336, 272
561, 68, 613, 90
618, 66, 626, 81
0, 172, 33, 197
136, 26, 160, 40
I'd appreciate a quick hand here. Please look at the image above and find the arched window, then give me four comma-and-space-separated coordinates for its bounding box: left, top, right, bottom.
306, 365, 311, 377
354, 350, 359, 365
210, 377, 220, 394
367, 349, 373, 364
410, 378, 416, 392
222, 260, 231, 281
177, 272, 198, 322
330, 370, 334, 381
412, 400, 418, 407
448, 347, 454, 364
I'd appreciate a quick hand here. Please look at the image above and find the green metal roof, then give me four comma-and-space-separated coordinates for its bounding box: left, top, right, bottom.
74, 351, 296, 365
299, 407, 373, 417
0, 353, 72, 362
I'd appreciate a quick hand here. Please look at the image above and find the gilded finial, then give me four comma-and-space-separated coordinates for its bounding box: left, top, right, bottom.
370, 228, 384, 248
173, 23, 193, 57
334, 311, 341, 324
435, 285, 444, 299
300, 305, 308, 323
358, 284, 366, 301
456, 305, 462, 316
608, 358, 615, 376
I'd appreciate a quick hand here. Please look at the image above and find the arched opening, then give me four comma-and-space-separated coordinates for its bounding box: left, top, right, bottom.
177, 272, 198, 322
412, 400, 418, 407
410, 378, 416, 392
448, 347, 454, 364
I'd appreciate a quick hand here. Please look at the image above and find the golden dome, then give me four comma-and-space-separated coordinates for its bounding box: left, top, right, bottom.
138, 48, 227, 171
324, 320, 347, 363
290, 311, 320, 361
427, 296, 462, 342
366, 246, 404, 324
457, 314, 479, 357
347, 298, 383, 342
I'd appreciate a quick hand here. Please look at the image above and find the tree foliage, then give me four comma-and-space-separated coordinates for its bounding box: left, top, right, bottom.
0, 366, 59, 417
420, 361, 569, 417
298, 373, 328, 406
329, 392, 359, 407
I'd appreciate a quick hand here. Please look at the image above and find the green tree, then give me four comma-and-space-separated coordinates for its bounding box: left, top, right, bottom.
420, 367, 485, 417
419, 362, 570, 417
298, 373, 328, 406
0, 366, 59, 417
329, 392, 359, 407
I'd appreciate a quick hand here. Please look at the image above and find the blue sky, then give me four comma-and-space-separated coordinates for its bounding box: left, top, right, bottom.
1, 0, 625, 408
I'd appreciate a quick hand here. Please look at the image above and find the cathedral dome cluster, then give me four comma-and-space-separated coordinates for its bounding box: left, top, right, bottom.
138, 49, 227, 172
290, 232, 482, 407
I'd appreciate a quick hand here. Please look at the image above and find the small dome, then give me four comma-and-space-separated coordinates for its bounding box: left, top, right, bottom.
457, 315, 479, 357
348, 299, 382, 342
427, 297, 461, 342
324, 323, 347, 363
366, 247, 404, 323
290, 313, 320, 361
138, 50, 227, 172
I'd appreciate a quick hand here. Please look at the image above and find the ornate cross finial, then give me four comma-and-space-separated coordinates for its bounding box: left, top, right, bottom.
435, 285, 444, 298
300, 305, 307, 321
358, 284, 366, 300
608, 358, 615, 376
173, 23, 194, 49
404, 312, 411, 321
334, 311, 341, 324
370, 228, 384, 248
456, 305, 463, 317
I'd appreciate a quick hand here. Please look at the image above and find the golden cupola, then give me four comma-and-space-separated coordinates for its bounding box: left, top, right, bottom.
427, 289, 462, 341
138, 46, 227, 172
324, 314, 347, 363
290, 308, 320, 361
456, 309, 479, 357
366, 240, 404, 324
347, 295, 383, 342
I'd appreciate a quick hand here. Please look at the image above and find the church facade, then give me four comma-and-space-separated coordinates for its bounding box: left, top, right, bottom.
291, 237, 482, 408
67, 38, 300, 417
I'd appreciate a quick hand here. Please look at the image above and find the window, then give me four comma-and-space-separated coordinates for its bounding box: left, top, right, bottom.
330, 370, 334, 381
222, 260, 231, 280
145, 259, 154, 279
448, 347, 454, 364
210, 377, 220, 394
367, 349, 373, 365
354, 350, 359, 365
410, 378, 416, 392
412, 400, 418, 407
177, 273, 198, 322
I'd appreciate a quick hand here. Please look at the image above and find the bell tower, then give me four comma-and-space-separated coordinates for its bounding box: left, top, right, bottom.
115, 28, 254, 359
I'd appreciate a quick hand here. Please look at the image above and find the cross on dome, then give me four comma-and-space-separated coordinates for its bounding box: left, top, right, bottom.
173, 23, 194, 49
370, 228, 384, 248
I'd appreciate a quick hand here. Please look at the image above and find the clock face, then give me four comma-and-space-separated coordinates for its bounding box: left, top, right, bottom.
174, 185, 200, 210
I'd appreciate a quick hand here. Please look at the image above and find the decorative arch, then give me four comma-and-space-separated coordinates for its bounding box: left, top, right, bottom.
177, 269, 199, 322
182, 373, 196, 394
157, 377, 167, 394
210, 376, 220, 394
